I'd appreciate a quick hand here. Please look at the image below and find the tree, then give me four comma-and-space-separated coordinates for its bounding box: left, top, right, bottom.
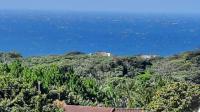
147, 82, 200, 112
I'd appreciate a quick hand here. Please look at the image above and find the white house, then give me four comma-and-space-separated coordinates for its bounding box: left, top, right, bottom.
95, 52, 112, 57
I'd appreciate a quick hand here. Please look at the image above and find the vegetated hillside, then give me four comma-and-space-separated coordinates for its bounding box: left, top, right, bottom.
0, 51, 199, 112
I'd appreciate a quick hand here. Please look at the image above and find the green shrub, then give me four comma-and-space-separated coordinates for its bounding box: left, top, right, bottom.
147, 82, 200, 112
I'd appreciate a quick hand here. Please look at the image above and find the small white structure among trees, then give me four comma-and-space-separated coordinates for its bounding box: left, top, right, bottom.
95, 52, 112, 56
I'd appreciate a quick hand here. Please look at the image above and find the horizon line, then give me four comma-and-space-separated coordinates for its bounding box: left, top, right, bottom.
0, 9, 200, 15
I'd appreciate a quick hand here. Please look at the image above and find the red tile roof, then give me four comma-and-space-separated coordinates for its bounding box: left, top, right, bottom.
63, 105, 113, 112
63, 105, 144, 112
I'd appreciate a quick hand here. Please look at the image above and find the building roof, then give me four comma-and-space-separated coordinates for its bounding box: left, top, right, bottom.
63, 105, 113, 112
63, 105, 144, 112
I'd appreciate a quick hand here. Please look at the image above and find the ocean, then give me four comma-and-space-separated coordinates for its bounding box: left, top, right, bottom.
0, 11, 200, 56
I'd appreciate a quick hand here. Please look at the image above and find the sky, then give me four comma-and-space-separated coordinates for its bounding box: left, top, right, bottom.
0, 0, 200, 14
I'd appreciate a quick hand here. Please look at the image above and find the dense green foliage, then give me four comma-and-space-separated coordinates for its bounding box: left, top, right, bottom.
147, 82, 200, 112
0, 51, 200, 112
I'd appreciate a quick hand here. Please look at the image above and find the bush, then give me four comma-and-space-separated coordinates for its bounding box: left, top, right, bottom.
147, 82, 200, 112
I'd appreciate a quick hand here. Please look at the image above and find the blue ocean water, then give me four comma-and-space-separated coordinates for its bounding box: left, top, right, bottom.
0, 11, 200, 56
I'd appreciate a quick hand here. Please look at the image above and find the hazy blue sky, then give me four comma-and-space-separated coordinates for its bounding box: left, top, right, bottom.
0, 0, 200, 14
